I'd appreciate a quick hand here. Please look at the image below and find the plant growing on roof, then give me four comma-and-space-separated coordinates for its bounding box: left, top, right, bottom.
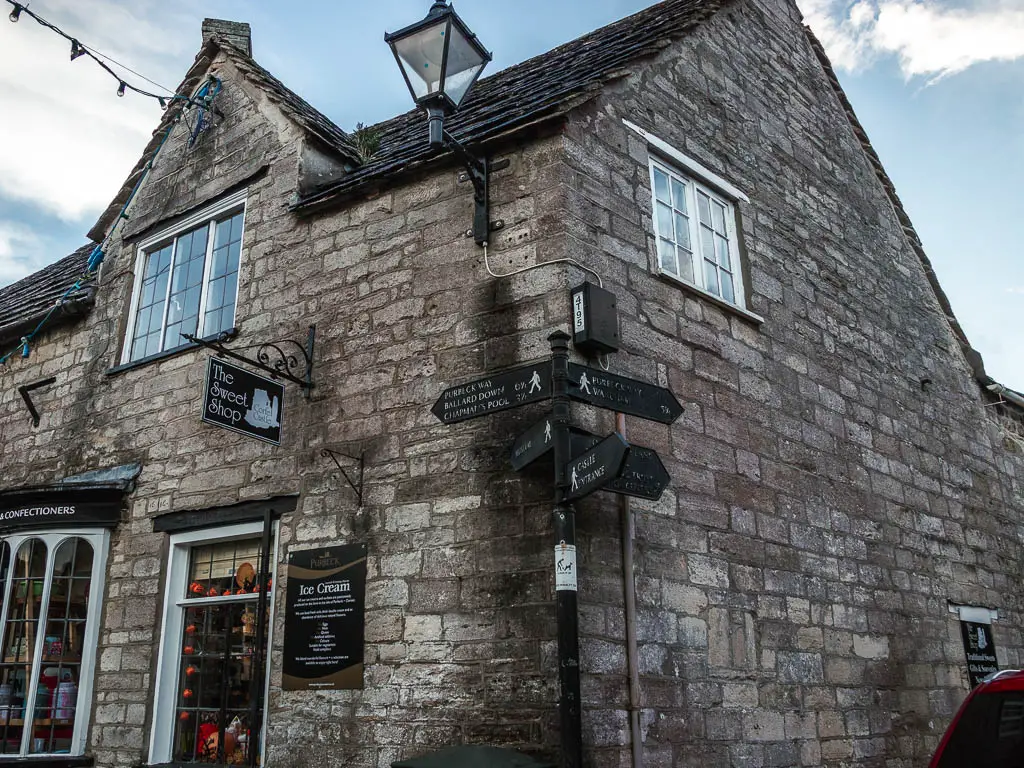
352, 122, 382, 160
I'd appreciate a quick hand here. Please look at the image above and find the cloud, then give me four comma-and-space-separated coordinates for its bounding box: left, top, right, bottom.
800, 0, 1024, 80
0, 0, 197, 220
0, 222, 47, 285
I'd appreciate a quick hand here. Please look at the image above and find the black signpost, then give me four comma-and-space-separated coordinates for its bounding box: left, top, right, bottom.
202, 358, 284, 445
282, 544, 367, 691
567, 363, 684, 424
431, 363, 552, 424
430, 330, 684, 768
570, 431, 671, 501
511, 414, 555, 471
960, 620, 1000, 687
564, 432, 629, 502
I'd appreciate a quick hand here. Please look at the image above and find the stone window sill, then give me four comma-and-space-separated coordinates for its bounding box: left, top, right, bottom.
105, 327, 239, 377
0, 756, 93, 767
657, 272, 764, 325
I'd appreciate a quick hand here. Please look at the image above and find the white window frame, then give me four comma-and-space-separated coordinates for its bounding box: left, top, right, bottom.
625, 119, 763, 322
0, 529, 109, 759
148, 520, 279, 765
121, 190, 247, 365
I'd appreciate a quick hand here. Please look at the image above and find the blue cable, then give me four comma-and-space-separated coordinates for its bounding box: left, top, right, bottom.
0, 77, 222, 367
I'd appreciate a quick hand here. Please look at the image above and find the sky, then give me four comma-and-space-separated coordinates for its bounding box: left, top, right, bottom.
0, 0, 1020, 390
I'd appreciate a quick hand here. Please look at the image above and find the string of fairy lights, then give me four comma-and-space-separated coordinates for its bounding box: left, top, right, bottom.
4, 0, 203, 108
0, 0, 221, 367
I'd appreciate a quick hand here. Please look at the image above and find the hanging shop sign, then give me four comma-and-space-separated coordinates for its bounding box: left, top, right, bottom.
0, 485, 123, 532
202, 358, 284, 445
960, 620, 1000, 687
282, 543, 367, 691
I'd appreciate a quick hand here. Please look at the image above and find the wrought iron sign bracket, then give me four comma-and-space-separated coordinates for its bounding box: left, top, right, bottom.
183, 325, 316, 398
18, 376, 56, 427
321, 449, 364, 506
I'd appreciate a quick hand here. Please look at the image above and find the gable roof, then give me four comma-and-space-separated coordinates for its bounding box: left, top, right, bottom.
0, 244, 95, 347
291, 0, 729, 213
88, 36, 362, 244
802, 26, 1024, 413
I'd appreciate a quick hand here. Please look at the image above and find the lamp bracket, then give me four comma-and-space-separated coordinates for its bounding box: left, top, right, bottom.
182, 325, 316, 398
443, 129, 490, 246
321, 449, 364, 506
18, 376, 57, 427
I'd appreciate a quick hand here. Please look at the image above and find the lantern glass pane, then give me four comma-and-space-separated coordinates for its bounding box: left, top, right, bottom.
443, 23, 487, 106
393, 21, 449, 100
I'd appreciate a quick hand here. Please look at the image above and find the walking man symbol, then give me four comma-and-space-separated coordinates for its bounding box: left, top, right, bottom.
528, 370, 542, 393
570, 467, 579, 492
578, 371, 591, 395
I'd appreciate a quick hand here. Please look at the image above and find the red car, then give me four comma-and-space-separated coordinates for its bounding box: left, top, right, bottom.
930, 669, 1024, 767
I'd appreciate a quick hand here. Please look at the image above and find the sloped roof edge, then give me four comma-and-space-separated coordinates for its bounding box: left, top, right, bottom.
88, 36, 362, 244
0, 244, 96, 348
801, 26, 1019, 405
291, 0, 730, 212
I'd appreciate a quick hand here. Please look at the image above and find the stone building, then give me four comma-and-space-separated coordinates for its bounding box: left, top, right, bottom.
0, 1, 1022, 767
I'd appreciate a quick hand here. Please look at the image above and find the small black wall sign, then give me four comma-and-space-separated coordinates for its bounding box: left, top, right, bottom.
282, 543, 367, 691
202, 357, 284, 445
960, 620, 999, 687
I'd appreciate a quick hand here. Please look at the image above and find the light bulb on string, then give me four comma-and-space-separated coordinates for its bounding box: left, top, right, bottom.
9, 3, 23, 22
158, 96, 167, 109
70, 39, 86, 61
117, 81, 126, 97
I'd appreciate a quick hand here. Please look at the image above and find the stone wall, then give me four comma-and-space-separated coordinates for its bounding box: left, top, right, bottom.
555, 1, 1024, 767
0, 1, 1021, 767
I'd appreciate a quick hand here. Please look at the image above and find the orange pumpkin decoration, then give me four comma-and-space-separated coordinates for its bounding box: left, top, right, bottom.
183, 645, 195, 655
182, 688, 194, 699
236, 588, 248, 595
185, 624, 197, 634
179, 711, 190, 721
190, 582, 204, 596
223, 589, 233, 596
207, 587, 219, 597
185, 665, 197, 677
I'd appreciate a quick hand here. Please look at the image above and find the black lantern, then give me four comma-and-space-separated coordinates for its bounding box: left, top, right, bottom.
385, 1, 493, 245
386, 1, 491, 137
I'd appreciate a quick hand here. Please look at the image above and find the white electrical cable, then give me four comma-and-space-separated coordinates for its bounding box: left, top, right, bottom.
482, 243, 612, 369
483, 243, 603, 288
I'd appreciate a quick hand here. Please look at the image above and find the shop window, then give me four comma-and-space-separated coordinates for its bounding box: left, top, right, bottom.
0, 532, 107, 758
122, 191, 246, 365
151, 522, 275, 766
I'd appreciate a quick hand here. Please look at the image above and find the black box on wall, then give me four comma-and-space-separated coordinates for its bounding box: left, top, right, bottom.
571, 282, 619, 356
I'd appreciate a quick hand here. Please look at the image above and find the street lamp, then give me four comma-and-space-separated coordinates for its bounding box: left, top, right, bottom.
385, 1, 493, 245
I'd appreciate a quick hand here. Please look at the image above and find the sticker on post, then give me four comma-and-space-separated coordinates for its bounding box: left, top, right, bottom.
554, 543, 577, 591
572, 290, 586, 334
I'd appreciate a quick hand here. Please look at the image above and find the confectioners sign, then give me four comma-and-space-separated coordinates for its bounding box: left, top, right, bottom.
0, 487, 122, 532
282, 544, 366, 691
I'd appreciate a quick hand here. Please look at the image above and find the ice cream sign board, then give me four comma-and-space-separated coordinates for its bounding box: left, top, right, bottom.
202, 357, 284, 445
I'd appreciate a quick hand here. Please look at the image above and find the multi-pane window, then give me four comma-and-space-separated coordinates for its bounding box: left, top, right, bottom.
650, 159, 743, 306
125, 197, 245, 364
151, 523, 275, 767
0, 533, 106, 758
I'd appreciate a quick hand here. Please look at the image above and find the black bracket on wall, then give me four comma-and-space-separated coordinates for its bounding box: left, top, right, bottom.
321, 449, 364, 506
18, 376, 56, 427
183, 325, 316, 398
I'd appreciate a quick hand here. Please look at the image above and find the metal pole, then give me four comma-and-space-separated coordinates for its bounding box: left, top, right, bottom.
248, 506, 273, 767
549, 330, 583, 768
617, 412, 643, 768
